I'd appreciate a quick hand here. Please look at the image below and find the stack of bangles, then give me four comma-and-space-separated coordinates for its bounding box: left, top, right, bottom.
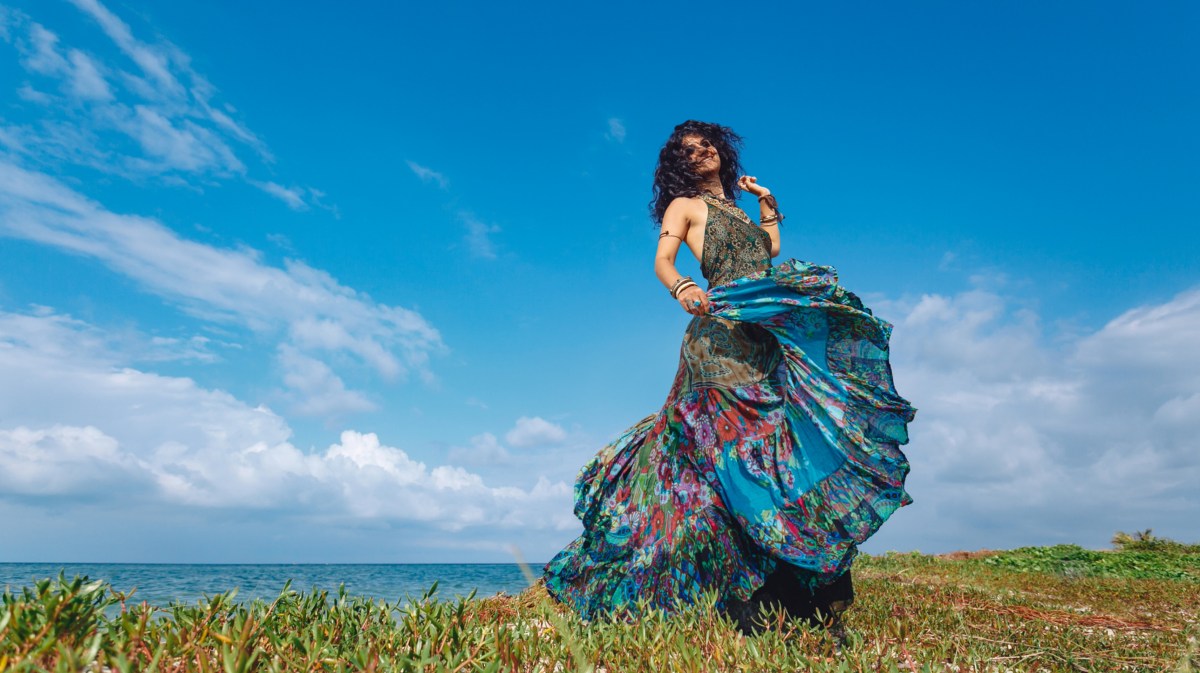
759, 193, 785, 227
669, 276, 698, 299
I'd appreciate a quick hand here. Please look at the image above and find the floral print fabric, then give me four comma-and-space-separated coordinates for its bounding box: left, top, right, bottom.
543, 259, 915, 620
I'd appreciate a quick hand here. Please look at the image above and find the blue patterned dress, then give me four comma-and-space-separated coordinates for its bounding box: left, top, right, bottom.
544, 194, 915, 619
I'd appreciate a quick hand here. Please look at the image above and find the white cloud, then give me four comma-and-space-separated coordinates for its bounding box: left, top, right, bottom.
67, 0, 187, 102
143, 335, 217, 363
21, 23, 68, 75
868, 282, 1200, 552
0, 308, 216, 366
0, 2, 282, 192
277, 345, 375, 416
65, 48, 112, 100
406, 160, 448, 189
404, 166, 501, 261
252, 180, 309, 210
0, 425, 142, 496
606, 117, 626, 143
12, 22, 111, 103
505, 416, 568, 448
108, 103, 245, 174
0, 309, 574, 532
287, 315, 412, 379
15, 84, 51, 104
448, 432, 511, 465
0, 7, 12, 40
0, 120, 113, 175
0, 161, 443, 387
460, 212, 500, 259
0, 159, 435, 421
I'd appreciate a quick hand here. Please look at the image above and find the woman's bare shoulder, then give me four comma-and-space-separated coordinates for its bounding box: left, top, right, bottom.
664, 195, 707, 219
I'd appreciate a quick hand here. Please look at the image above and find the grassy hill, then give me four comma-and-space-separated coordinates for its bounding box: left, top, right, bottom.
2, 534, 1197, 672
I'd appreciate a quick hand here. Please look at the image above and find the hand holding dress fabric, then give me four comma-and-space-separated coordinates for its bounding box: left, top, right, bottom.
677, 285, 709, 315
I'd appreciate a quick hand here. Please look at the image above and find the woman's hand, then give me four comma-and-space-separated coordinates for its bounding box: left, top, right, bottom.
677, 284, 709, 315
737, 175, 771, 198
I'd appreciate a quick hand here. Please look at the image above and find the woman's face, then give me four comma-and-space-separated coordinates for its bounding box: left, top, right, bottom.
681, 134, 720, 176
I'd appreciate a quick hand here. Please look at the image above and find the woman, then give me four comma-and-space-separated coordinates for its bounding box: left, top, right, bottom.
544, 120, 915, 636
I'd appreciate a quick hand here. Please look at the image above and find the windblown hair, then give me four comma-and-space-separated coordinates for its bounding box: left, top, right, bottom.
649, 120, 744, 224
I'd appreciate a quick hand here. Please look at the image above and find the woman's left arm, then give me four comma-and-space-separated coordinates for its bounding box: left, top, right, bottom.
738, 175, 782, 257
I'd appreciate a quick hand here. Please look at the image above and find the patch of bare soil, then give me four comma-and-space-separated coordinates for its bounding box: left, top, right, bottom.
937, 549, 1000, 561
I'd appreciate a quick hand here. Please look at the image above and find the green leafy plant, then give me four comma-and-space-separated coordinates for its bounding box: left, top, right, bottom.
1113, 529, 1200, 554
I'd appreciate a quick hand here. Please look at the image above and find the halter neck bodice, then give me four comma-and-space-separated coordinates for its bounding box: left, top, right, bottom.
699, 194, 772, 287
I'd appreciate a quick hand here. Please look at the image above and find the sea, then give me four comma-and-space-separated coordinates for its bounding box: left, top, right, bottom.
0, 563, 538, 607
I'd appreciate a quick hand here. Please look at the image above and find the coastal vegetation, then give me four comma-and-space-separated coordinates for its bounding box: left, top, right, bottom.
1, 533, 1197, 672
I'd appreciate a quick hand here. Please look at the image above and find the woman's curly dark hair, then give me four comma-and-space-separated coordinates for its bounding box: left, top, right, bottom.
649, 120, 744, 224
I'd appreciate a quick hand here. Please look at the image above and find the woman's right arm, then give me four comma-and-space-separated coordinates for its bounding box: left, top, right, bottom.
654, 198, 709, 315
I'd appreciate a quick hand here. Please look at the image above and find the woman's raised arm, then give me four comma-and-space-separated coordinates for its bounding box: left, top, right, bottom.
738, 176, 782, 257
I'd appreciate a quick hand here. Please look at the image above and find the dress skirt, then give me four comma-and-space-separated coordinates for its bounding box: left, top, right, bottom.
543, 259, 915, 620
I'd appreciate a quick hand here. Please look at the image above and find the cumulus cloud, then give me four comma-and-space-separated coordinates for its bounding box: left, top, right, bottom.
868, 282, 1200, 552
0, 425, 141, 496
0, 161, 443, 392
0, 2, 575, 558
0, 309, 574, 532
505, 416, 568, 448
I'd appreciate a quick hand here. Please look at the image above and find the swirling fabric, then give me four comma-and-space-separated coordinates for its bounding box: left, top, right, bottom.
544, 258, 915, 620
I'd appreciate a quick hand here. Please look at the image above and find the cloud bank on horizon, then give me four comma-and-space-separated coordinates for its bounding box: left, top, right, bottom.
0, 0, 1196, 561
0, 0, 577, 559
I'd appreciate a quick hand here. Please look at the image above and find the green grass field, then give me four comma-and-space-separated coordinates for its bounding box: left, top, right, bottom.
2, 534, 1197, 672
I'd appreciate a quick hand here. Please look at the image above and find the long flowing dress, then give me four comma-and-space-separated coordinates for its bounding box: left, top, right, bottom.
544, 194, 915, 620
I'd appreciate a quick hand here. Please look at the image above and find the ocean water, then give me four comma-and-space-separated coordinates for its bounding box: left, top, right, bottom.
0, 563, 538, 606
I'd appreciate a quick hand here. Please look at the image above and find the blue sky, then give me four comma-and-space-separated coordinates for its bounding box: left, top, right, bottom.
0, 0, 1196, 562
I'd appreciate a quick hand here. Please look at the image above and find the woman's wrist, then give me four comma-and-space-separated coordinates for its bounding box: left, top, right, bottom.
670, 276, 698, 299
757, 192, 784, 226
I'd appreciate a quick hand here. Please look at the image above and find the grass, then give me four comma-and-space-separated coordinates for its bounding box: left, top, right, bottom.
1, 537, 1197, 672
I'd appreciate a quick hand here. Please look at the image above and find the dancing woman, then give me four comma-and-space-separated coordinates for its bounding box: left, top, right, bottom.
544, 120, 915, 635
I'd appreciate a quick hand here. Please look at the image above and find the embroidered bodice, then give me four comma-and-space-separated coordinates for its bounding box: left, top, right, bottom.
699, 194, 772, 287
